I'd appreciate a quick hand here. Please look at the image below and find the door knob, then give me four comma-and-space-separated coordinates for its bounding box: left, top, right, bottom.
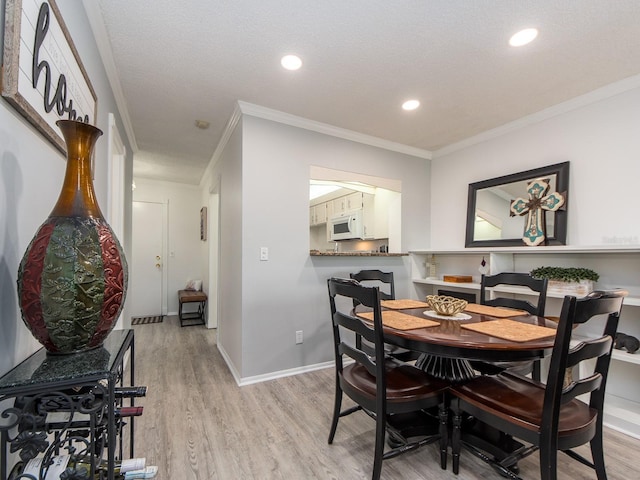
155, 263, 161, 268
156, 255, 161, 260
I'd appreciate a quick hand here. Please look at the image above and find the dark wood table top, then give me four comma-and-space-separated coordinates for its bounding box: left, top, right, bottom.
373, 307, 558, 363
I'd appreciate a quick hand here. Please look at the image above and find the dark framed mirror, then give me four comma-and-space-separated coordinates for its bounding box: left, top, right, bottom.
465, 162, 569, 247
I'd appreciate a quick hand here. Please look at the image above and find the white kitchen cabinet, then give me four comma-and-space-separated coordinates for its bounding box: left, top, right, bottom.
309, 202, 329, 226
409, 246, 640, 438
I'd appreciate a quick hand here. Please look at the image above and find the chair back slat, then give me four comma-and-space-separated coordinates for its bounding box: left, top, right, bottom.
333, 310, 376, 343
566, 336, 612, 368
350, 270, 395, 307
338, 343, 377, 376
562, 373, 602, 404
480, 272, 548, 316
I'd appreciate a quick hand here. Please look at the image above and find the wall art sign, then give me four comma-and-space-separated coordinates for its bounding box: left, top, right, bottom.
1, 0, 97, 153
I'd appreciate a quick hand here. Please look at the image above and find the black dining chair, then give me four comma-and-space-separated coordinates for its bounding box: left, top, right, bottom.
473, 272, 549, 380
350, 270, 420, 362
327, 277, 450, 480
450, 289, 627, 480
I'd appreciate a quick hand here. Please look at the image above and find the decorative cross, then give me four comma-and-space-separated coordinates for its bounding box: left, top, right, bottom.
510, 177, 565, 246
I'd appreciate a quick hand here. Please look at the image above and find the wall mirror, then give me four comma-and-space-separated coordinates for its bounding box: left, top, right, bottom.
465, 162, 569, 247
309, 166, 402, 253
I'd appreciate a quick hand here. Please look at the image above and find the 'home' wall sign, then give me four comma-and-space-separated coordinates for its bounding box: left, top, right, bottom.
1, 0, 97, 153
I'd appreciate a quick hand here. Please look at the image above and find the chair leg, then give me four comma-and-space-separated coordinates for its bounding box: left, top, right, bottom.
539, 440, 558, 480
438, 402, 448, 469
590, 426, 608, 480
328, 382, 343, 444
372, 413, 385, 480
451, 398, 462, 475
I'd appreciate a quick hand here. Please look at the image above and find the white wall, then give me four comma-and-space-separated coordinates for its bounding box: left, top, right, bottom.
205, 111, 432, 381
431, 84, 640, 249
0, 1, 134, 376
132, 178, 203, 314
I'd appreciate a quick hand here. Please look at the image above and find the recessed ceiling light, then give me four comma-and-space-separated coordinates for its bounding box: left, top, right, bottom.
402, 99, 420, 111
509, 28, 538, 47
281, 54, 302, 71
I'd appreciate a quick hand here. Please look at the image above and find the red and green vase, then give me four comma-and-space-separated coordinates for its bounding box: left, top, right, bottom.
17, 120, 128, 354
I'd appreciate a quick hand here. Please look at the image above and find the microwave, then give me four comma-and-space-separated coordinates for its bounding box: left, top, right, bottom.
330, 210, 364, 241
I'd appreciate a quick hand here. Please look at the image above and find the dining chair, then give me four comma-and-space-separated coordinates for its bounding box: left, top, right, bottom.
474, 272, 549, 380
450, 289, 627, 480
350, 270, 420, 362
327, 277, 450, 480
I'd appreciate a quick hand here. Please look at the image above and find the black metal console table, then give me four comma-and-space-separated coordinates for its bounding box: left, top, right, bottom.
0, 329, 135, 480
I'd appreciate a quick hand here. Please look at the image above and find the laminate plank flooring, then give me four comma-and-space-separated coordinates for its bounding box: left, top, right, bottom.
127, 316, 640, 479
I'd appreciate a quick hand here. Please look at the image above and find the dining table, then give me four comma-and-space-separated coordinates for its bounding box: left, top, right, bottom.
357, 299, 558, 382
355, 298, 559, 471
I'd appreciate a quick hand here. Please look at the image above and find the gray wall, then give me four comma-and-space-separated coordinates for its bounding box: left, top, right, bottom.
203, 111, 431, 381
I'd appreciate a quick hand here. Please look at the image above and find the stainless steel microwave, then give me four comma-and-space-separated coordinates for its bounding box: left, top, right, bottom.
330, 210, 364, 241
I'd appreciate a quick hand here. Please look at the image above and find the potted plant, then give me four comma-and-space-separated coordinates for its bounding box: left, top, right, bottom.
530, 266, 599, 295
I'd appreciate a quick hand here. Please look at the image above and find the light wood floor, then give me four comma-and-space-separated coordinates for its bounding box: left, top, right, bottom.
127, 316, 639, 479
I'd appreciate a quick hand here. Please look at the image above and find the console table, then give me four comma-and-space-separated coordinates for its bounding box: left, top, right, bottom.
0, 329, 135, 480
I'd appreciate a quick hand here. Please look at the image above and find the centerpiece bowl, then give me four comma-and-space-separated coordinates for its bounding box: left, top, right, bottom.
426, 295, 468, 316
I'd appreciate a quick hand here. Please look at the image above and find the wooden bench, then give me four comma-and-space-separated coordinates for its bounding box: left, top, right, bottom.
178, 289, 207, 327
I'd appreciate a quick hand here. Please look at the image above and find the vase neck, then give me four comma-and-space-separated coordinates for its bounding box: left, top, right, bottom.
50, 121, 104, 218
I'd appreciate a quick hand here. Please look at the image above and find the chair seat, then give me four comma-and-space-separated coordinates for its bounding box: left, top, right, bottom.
343, 359, 449, 404
452, 372, 597, 439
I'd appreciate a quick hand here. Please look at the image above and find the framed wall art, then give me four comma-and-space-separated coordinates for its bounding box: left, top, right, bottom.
200, 207, 207, 241
1, 0, 98, 153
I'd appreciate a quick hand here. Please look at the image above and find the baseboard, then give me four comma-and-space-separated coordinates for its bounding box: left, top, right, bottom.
216, 344, 334, 386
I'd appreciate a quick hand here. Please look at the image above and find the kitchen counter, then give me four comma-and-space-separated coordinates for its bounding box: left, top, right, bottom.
310, 250, 407, 257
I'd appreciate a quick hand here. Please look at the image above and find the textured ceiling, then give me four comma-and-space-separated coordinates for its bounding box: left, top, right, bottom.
94, 0, 640, 184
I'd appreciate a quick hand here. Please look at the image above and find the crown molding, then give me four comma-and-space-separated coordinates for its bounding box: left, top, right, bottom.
434, 73, 640, 158
200, 102, 242, 187
237, 101, 432, 160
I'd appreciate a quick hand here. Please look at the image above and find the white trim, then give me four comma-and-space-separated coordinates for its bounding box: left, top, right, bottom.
217, 342, 335, 387
82, 0, 138, 152
434, 73, 640, 158
107, 113, 126, 236
200, 103, 242, 188
237, 101, 432, 160
238, 361, 335, 387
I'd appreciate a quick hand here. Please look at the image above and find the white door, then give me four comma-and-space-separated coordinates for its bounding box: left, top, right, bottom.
131, 201, 164, 317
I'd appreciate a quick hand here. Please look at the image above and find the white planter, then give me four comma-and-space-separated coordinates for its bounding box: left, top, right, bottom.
548, 279, 594, 297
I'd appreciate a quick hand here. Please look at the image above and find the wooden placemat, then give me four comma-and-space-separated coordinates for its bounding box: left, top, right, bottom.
461, 319, 556, 342
464, 303, 527, 318
381, 299, 430, 309
358, 311, 439, 330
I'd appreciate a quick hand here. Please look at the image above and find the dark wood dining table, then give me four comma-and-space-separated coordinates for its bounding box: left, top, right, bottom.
375, 306, 557, 382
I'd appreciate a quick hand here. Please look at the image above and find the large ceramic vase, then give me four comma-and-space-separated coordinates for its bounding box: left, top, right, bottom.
17, 120, 128, 354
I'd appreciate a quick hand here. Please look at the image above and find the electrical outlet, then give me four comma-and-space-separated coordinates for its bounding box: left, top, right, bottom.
260, 247, 268, 261
295, 330, 303, 344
